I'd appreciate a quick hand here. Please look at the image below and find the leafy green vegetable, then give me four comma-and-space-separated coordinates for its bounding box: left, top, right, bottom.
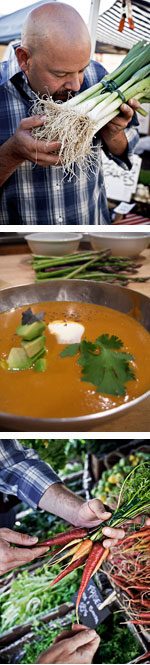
21, 439, 85, 471
92, 451, 150, 508
61, 334, 135, 396
61, 343, 80, 357
0, 564, 81, 632
21, 610, 143, 664
21, 623, 70, 664
96, 613, 143, 664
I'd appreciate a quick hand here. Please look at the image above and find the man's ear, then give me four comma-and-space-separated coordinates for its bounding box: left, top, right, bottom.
15, 46, 31, 75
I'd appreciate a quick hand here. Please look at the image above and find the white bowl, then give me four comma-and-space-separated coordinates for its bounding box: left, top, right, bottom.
89, 232, 150, 257
25, 233, 83, 256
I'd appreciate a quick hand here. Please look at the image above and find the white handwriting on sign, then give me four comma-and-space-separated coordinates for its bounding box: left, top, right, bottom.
88, 587, 100, 603
79, 601, 88, 617
88, 605, 99, 624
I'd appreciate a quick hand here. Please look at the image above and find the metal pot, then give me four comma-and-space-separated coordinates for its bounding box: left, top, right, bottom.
0, 280, 149, 431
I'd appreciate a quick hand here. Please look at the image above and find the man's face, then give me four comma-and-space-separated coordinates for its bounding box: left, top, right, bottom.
22, 42, 91, 100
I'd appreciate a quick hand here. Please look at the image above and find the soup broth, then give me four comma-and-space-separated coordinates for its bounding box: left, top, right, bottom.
0, 301, 150, 419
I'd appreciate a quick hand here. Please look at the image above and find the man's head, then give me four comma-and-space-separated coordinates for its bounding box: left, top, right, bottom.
16, 2, 91, 100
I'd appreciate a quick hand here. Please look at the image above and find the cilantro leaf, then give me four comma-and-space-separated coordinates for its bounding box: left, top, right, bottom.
96, 334, 123, 350
60, 334, 135, 397
60, 343, 80, 357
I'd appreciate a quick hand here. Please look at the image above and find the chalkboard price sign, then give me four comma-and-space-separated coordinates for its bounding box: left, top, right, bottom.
73, 579, 110, 629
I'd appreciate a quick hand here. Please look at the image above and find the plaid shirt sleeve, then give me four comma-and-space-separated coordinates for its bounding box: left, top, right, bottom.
0, 439, 62, 509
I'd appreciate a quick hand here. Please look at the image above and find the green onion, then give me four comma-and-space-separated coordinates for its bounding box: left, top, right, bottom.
32, 41, 150, 173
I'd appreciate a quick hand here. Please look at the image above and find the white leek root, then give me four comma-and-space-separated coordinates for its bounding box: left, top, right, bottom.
32, 97, 96, 175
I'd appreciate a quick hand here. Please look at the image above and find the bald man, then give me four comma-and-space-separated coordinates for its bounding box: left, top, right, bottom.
0, 2, 139, 224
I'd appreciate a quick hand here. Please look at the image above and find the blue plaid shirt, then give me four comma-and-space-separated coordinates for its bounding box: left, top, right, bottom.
0, 46, 139, 225
0, 439, 61, 509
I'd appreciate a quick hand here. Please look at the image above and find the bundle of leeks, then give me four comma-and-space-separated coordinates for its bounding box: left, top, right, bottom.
32, 41, 150, 173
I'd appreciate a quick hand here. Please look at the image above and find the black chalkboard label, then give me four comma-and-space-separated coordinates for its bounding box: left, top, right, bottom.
73, 579, 110, 629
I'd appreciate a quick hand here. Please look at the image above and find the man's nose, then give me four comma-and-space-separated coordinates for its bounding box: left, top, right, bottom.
64, 72, 82, 92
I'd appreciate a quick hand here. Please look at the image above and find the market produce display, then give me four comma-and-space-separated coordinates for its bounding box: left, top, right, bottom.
35, 461, 150, 623
92, 450, 150, 507
0, 441, 149, 665
22, 613, 143, 665
32, 41, 150, 174
0, 562, 79, 632
32, 250, 150, 286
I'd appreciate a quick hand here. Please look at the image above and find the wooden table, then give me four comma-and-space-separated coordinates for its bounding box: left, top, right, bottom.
0, 250, 150, 433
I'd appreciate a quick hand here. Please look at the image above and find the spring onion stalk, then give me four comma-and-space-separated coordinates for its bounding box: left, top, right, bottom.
32, 41, 150, 173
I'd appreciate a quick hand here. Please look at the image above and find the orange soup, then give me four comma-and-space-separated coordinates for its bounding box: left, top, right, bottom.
0, 301, 150, 418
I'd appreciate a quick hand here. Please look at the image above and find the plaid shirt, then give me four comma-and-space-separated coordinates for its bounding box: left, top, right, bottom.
0, 46, 139, 225
0, 439, 61, 509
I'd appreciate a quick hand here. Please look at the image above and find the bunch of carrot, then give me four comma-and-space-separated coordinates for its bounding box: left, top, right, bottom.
37, 527, 109, 618
36, 462, 150, 619
108, 525, 150, 628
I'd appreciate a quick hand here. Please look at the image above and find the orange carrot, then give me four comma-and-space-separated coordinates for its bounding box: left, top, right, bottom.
76, 543, 109, 616
71, 539, 93, 563
122, 527, 150, 542
50, 555, 87, 587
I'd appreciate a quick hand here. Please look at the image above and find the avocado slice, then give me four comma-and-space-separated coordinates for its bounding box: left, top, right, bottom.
7, 348, 32, 370
21, 335, 46, 358
16, 321, 46, 341
34, 358, 47, 372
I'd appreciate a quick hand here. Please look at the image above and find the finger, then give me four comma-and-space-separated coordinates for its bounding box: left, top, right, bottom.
34, 157, 62, 167
109, 117, 131, 129
87, 499, 112, 521
30, 138, 61, 154
20, 115, 47, 130
128, 98, 141, 109
119, 103, 134, 120
146, 518, 150, 526
7, 545, 49, 562
42, 140, 61, 153
54, 630, 75, 644
0, 529, 38, 546
54, 625, 88, 643
77, 634, 100, 657
102, 526, 125, 540
66, 629, 99, 653
34, 155, 62, 166
72, 624, 89, 632
103, 537, 120, 549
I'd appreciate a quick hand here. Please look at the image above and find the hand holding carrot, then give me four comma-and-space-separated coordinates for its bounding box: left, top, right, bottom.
77, 499, 125, 547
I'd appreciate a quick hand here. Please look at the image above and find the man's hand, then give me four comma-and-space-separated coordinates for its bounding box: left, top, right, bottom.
39, 486, 125, 548
103, 99, 140, 136
37, 624, 100, 664
77, 499, 125, 548
100, 98, 140, 156
0, 528, 49, 575
11, 115, 62, 167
